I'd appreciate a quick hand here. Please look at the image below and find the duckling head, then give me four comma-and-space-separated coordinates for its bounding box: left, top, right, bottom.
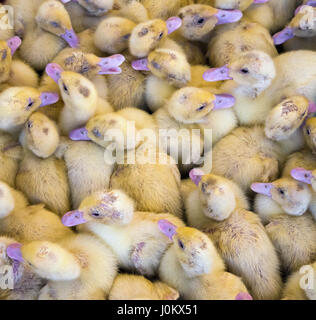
158, 220, 220, 278
190, 169, 236, 221
63, 0, 113, 16
0, 37, 21, 84
265, 96, 310, 141
213, 0, 267, 11
251, 177, 312, 216
303, 117, 316, 153
178, 4, 242, 41
20, 112, 60, 159
132, 48, 191, 88
203, 50, 276, 94
291, 167, 316, 192
62, 189, 135, 227
0, 181, 15, 218
129, 17, 182, 58
273, 5, 316, 45
166, 87, 235, 124
6, 241, 81, 281
36, 0, 79, 48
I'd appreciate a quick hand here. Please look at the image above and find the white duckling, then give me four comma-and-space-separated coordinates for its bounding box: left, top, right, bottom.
61, 189, 184, 277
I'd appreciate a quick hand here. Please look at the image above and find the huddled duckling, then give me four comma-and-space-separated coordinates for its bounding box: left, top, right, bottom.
7, 233, 118, 300
109, 274, 179, 300
184, 170, 282, 300
302, 117, 316, 153
158, 221, 252, 300
62, 189, 184, 277
252, 178, 316, 273
0, 181, 72, 242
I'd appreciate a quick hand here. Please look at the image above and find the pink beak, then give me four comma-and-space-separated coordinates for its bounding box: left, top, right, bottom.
97, 54, 125, 75
39, 92, 59, 107
158, 219, 178, 240
131, 58, 150, 71
203, 65, 232, 82
62, 210, 87, 227
189, 168, 204, 186
214, 94, 235, 109
250, 183, 273, 197
235, 292, 253, 300
215, 9, 243, 25
45, 63, 64, 83
7, 36, 22, 56
291, 168, 313, 184
166, 16, 182, 34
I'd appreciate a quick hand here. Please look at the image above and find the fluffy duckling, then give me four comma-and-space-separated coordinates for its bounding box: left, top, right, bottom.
211, 126, 284, 192
46, 63, 113, 135
15, 0, 80, 71
19, 112, 60, 159
158, 222, 251, 300
0, 131, 22, 187
0, 86, 59, 135
109, 274, 179, 300
62, 189, 184, 277
302, 117, 316, 153
54, 137, 114, 209
252, 178, 316, 273
282, 261, 316, 300
0, 236, 45, 300
7, 233, 117, 300
177, 4, 242, 42
0, 181, 72, 242
185, 170, 282, 300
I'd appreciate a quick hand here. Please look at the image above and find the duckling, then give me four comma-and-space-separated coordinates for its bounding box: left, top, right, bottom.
302, 117, 316, 153
0, 181, 72, 242
177, 4, 242, 42
62, 189, 184, 277
14, 0, 80, 71
207, 19, 277, 67
0, 236, 45, 300
110, 0, 149, 23
109, 274, 179, 300
185, 170, 282, 300
19, 112, 60, 159
54, 137, 114, 209
211, 126, 284, 192
7, 59, 39, 88
252, 178, 316, 273
45, 63, 113, 135
128, 17, 182, 58
7, 233, 117, 300
282, 261, 316, 300
16, 150, 71, 216
0, 131, 22, 187
0, 86, 59, 135
158, 222, 251, 300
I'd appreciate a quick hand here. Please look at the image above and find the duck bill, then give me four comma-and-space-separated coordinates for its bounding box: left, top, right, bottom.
215, 9, 243, 25
308, 101, 316, 113
158, 219, 177, 240
69, 127, 91, 141
235, 292, 253, 300
62, 210, 87, 227
45, 63, 64, 83
273, 27, 294, 45
166, 16, 182, 34
61, 0, 72, 3
61, 28, 79, 48
6, 243, 23, 263
214, 94, 235, 110
253, 0, 269, 3
203, 65, 232, 82
97, 54, 125, 74
189, 168, 204, 186
131, 58, 150, 71
291, 168, 313, 184
39, 92, 59, 107
250, 183, 273, 197
7, 36, 22, 56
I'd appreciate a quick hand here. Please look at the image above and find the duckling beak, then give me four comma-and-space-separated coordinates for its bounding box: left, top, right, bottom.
6, 36, 22, 56
60, 28, 79, 48
39, 92, 59, 107
214, 9, 243, 25
213, 94, 235, 110
189, 168, 204, 186
308, 101, 316, 113
253, 0, 269, 3
158, 219, 177, 240
203, 65, 232, 82
45, 63, 64, 83
273, 27, 294, 45
6, 243, 23, 263
69, 127, 91, 141
291, 168, 313, 184
97, 54, 125, 74
250, 183, 273, 197
61, 0, 72, 3
235, 292, 253, 300
166, 16, 182, 34
131, 58, 150, 71
62, 210, 87, 227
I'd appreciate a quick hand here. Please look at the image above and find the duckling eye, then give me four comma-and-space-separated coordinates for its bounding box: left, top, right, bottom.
196, 103, 207, 111
278, 188, 285, 196
158, 32, 164, 39
194, 16, 205, 25
178, 239, 185, 250
91, 211, 101, 218
27, 100, 34, 108
240, 68, 249, 74
50, 21, 60, 28
63, 83, 69, 93
27, 121, 33, 129
306, 127, 311, 135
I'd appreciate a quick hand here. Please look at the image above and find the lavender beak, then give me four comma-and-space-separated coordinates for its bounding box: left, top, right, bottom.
166, 16, 182, 34
273, 27, 294, 45
7, 36, 22, 55
158, 219, 178, 240
215, 9, 243, 25
253, 0, 269, 3
60, 28, 79, 48
97, 54, 125, 74
189, 168, 204, 186
39, 92, 59, 107
131, 58, 150, 71
291, 168, 313, 184
250, 183, 273, 197
69, 127, 91, 141
214, 94, 235, 110
235, 292, 253, 300
62, 210, 87, 227
203, 65, 232, 82
45, 63, 64, 83
6, 243, 23, 263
